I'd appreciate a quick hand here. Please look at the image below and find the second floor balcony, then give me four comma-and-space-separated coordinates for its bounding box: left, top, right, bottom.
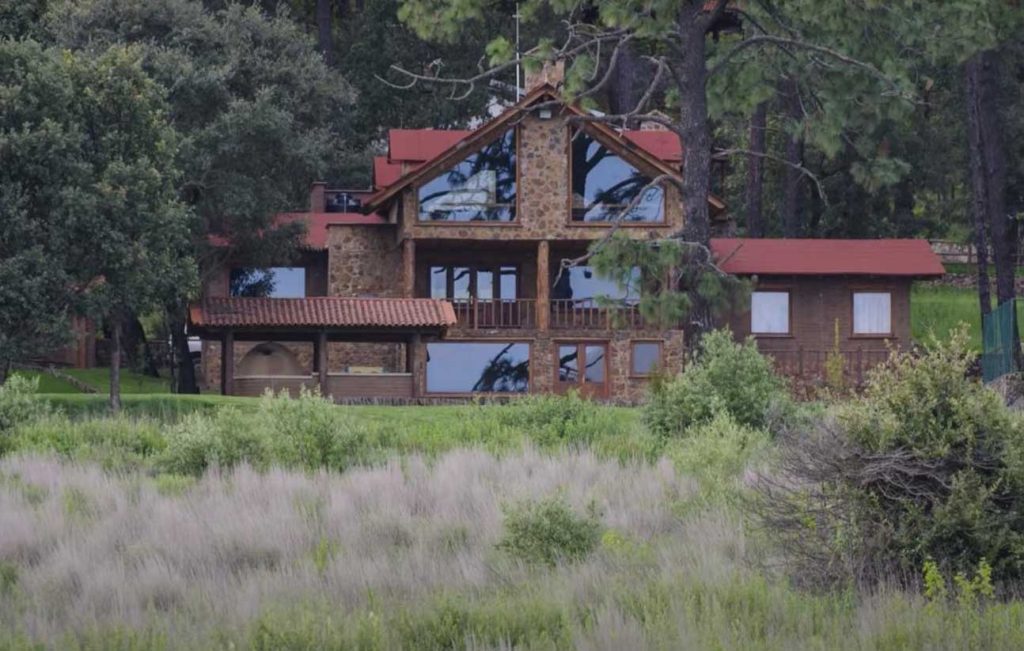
446, 297, 650, 331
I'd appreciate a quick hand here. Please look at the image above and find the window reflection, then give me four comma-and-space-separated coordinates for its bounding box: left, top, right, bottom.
570, 129, 664, 223
551, 266, 640, 306
418, 129, 517, 222
426, 342, 530, 393
230, 267, 306, 298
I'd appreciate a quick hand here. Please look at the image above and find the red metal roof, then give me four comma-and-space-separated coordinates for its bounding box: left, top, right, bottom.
710, 238, 945, 277
623, 131, 682, 162
388, 129, 472, 163
373, 156, 405, 189
190, 297, 457, 329
209, 212, 389, 250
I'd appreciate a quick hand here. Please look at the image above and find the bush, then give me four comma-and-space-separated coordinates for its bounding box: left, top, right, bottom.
0, 375, 53, 437
497, 494, 603, 567
758, 328, 1024, 587
645, 329, 789, 437
664, 411, 770, 488
492, 391, 625, 448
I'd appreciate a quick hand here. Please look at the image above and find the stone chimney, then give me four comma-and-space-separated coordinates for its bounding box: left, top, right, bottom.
524, 57, 564, 92
309, 181, 326, 213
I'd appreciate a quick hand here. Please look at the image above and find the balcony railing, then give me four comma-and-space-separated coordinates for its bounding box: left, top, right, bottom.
549, 299, 647, 330
451, 299, 537, 329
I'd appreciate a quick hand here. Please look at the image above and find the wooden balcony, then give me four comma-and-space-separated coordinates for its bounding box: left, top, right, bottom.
549, 299, 648, 330
451, 299, 537, 329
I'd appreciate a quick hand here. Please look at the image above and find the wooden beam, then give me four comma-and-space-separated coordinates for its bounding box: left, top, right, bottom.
408, 333, 421, 398
316, 330, 328, 398
537, 240, 550, 331
402, 238, 416, 297
221, 330, 234, 396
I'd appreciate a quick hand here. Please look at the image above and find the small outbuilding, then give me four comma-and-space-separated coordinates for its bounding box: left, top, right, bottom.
712, 238, 945, 382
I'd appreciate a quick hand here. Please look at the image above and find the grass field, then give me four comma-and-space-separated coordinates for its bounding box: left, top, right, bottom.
13, 368, 171, 394
911, 284, 1024, 350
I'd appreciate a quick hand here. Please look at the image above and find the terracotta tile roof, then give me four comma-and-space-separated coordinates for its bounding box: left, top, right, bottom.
190, 297, 457, 329
711, 238, 945, 277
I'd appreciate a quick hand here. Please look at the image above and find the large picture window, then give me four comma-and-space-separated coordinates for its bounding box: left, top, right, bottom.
750, 291, 790, 335
426, 342, 529, 393
570, 129, 664, 223
230, 267, 306, 298
853, 291, 892, 335
418, 129, 517, 222
551, 266, 640, 306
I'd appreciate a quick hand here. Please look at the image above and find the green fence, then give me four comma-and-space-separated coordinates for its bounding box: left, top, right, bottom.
982, 299, 1020, 382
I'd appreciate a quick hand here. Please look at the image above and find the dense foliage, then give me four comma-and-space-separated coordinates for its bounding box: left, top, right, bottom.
760, 329, 1024, 587
645, 329, 790, 437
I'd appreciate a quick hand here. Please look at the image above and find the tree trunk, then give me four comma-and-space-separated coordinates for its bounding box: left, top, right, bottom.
607, 43, 645, 127
965, 53, 994, 319
170, 310, 199, 394
109, 319, 122, 413
746, 101, 767, 237
781, 78, 804, 237
316, 0, 334, 65
0, 359, 10, 385
675, 10, 714, 339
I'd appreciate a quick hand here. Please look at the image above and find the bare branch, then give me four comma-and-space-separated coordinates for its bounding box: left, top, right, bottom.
707, 35, 911, 98
714, 146, 829, 205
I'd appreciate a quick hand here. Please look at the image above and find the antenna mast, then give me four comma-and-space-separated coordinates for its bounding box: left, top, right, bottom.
514, 3, 522, 99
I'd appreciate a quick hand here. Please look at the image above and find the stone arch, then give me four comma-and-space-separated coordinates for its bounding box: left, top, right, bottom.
237, 342, 305, 376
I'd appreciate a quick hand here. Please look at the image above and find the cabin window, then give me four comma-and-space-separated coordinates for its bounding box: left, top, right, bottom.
569, 128, 664, 223
853, 291, 892, 335
417, 129, 517, 222
551, 266, 641, 306
426, 265, 519, 301
631, 341, 662, 376
426, 342, 529, 393
229, 267, 306, 298
750, 291, 790, 334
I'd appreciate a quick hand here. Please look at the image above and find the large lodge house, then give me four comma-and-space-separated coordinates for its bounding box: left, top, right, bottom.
189, 75, 944, 404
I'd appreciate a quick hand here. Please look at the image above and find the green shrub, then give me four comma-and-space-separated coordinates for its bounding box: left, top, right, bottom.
158, 408, 271, 475
0, 376, 54, 446
664, 411, 770, 488
11, 414, 164, 471
760, 328, 1024, 586
497, 494, 603, 567
492, 391, 623, 448
645, 329, 789, 437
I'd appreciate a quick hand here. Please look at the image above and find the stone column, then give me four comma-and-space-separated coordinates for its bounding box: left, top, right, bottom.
536, 240, 550, 331
220, 330, 234, 396
402, 238, 416, 297
407, 333, 420, 398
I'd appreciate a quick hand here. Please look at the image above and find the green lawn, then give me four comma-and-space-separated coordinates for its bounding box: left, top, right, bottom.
912, 284, 1024, 350
14, 368, 172, 394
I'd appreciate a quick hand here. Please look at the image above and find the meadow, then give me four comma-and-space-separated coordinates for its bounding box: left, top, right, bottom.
2, 331, 1024, 649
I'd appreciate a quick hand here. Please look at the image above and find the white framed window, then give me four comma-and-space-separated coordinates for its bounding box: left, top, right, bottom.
751, 291, 790, 334
853, 291, 892, 335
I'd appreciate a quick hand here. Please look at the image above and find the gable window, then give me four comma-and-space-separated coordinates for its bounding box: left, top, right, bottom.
750, 291, 790, 335
418, 129, 517, 222
551, 266, 640, 306
230, 267, 305, 298
853, 291, 892, 335
570, 128, 664, 223
631, 341, 662, 376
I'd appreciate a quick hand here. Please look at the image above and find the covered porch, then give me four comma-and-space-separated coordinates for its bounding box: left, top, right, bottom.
189, 297, 456, 401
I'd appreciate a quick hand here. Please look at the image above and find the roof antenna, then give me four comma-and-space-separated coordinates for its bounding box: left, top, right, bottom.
514, 2, 522, 100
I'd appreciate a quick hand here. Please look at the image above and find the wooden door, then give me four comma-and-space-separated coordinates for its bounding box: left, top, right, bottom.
555, 342, 608, 398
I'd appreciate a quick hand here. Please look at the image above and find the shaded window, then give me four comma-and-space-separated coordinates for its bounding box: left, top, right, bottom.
853, 292, 892, 335
558, 343, 607, 388
426, 342, 529, 393
230, 267, 305, 298
551, 266, 640, 306
570, 129, 664, 223
424, 265, 519, 301
418, 129, 517, 222
751, 291, 790, 334
631, 342, 661, 376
